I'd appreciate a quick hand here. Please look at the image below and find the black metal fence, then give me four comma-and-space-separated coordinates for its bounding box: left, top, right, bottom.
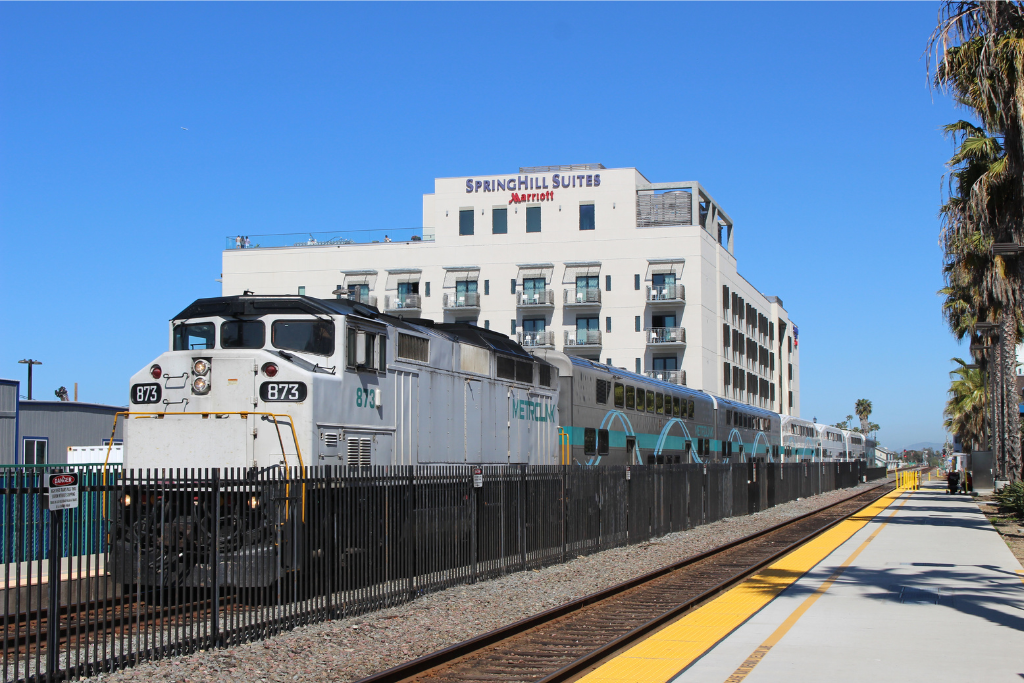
1, 461, 873, 682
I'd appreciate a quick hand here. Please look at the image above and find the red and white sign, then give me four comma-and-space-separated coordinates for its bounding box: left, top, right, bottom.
48, 472, 79, 510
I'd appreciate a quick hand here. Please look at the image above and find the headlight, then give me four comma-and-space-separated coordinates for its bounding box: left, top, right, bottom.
192, 376, 210, 394
150, 364, 162, 379
249, 496, 260, 509
262, 362, 278, 378
123, 493, 132, 506
193, 359, 210, 376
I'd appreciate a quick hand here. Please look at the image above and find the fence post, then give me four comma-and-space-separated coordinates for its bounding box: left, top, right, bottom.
470, 467, 478, 584
212, 468, 221, 649
560, 465, 567, 564
519, 464, 527, 572
46, 500, 60, 681
406, 467, 415, 600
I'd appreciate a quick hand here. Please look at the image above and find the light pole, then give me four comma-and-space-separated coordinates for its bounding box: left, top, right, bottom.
17, 359, 42, 400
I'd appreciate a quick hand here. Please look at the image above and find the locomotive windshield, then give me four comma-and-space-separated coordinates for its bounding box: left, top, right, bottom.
272, 319, 335, 356
221, 320, 265, 349
173, 323, 215, 350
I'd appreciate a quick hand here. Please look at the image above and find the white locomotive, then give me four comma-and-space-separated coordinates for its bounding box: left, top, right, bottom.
124, 295, 560, 471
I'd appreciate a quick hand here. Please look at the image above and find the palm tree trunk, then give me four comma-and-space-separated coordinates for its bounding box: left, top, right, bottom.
1002, 313, 1021, 482
994, 338, 1006, 479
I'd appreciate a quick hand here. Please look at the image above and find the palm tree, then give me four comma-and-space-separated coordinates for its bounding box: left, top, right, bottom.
944, 357, 988, 451
855, 399, 873, 435
931, 1, 1024, 482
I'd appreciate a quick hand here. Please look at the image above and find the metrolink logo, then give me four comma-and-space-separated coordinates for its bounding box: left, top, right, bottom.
509, 191, 554, 204
512, 397, 556, 423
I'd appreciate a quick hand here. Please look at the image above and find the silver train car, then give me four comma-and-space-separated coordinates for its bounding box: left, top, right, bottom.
534, 352, 781, 465
780, 415, 820, 462
124, 295, 560, 470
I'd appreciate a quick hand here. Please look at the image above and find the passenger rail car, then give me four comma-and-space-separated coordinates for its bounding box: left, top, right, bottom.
116, 295, 560, 588
534, 352, 781, 465
780, 416, 821, 462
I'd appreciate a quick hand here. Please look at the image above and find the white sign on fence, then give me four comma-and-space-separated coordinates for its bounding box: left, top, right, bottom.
47, 472, 79, 511
473, 467, 483, 488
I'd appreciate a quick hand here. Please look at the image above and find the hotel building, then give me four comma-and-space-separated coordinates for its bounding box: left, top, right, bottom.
221, 164, 801, 415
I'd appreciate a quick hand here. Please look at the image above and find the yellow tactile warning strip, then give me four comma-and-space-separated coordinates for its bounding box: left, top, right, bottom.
575, 488, 905, 683
722, 495, 910, 683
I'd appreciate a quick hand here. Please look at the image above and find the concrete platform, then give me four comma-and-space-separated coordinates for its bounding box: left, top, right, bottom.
577, 481, 1024, 683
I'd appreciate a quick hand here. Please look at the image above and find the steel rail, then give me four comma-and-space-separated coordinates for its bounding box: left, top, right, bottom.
355, 478, 896, 683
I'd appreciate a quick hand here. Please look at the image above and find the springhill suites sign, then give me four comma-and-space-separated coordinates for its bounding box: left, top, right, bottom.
466, 172, 602, 194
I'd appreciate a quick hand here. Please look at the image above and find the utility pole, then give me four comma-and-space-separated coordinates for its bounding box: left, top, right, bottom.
17, 359, 42, 400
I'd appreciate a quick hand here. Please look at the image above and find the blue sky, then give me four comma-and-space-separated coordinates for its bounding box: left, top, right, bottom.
0, 2, 963, 450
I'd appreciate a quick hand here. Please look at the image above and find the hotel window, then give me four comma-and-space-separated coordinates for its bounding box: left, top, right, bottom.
424, 282, 431, 297
459, 209, 474, 236
634, 274, 640, 290
492, 208, 507, 234
579, 203, 595, 231
526, 206, 541, 233
606, 317, 612, 333
298, 286, 306, 296
606, 275, 611, 291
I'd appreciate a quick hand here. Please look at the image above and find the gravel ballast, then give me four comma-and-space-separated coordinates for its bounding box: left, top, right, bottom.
99, 481, 881, 683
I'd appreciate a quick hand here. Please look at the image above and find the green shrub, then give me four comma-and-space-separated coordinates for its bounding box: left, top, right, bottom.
993, 481, 1024, 518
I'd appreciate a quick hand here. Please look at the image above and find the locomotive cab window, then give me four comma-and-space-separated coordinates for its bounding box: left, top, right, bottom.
346, 326, 385, 371
221, 320, 265, 349
539, 364, 552, 387
173, 323, 215, 351
274, 319, 335, 356
614, 382, 624, 408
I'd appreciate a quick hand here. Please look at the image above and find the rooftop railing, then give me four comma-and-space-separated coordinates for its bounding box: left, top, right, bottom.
225, 227, 429, 250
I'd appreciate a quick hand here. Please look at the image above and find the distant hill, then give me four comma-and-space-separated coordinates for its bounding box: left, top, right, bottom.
903, 441, 945, 452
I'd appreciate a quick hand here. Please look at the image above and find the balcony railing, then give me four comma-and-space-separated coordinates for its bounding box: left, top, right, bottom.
517, 290, 555, 307
564, 330, 602, 347
645, 370, 686, 386
517, 331, 555, 348
646, 284, 685, 303
225, 227, 430, 250
384, 294, 421, 312
339, 292, 377, 308
443, 292, 481, 309
563, 288, 602, 306
645, 327, 686, 345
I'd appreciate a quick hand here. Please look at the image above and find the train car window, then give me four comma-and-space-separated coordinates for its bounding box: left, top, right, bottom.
598, 429, 609, 455
584, 428, 597, 456
635, 388, 645, 411
539, 364, 552, 387
274, 320, 335, 356
496, 355, 516, 380
515, 360, 534, 383
614, 383, 624, 408
646, 390, 656, 413
726, 410, 732, 425
688, 400, 694, 419
221, 320, 265, 349
655, 393, 664, 415
625, 386, 635, 410
173, 323, 215, 350
596, 379, 609, 404
378, 335, 387, 371
697, 439, 704, 457
673, 397, 680, 417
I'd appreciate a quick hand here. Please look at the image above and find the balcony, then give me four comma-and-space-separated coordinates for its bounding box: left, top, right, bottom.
564, 329, 602, 349
517, 290, 555, 309
517, 331, 555, 348
339, 292, 377, 308
645, 370, 686, 386
646, 284, 685, 307
443, 292, 481, 310
563, 287, 602, 308
645, 327, 686, 347
384, 294, 421, 315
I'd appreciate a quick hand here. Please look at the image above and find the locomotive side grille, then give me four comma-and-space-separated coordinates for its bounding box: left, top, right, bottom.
347, 437, 371, 467
324, 433, 339, 448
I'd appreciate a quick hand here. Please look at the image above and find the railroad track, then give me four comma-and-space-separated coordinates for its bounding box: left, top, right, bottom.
357, 481, 896, 683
